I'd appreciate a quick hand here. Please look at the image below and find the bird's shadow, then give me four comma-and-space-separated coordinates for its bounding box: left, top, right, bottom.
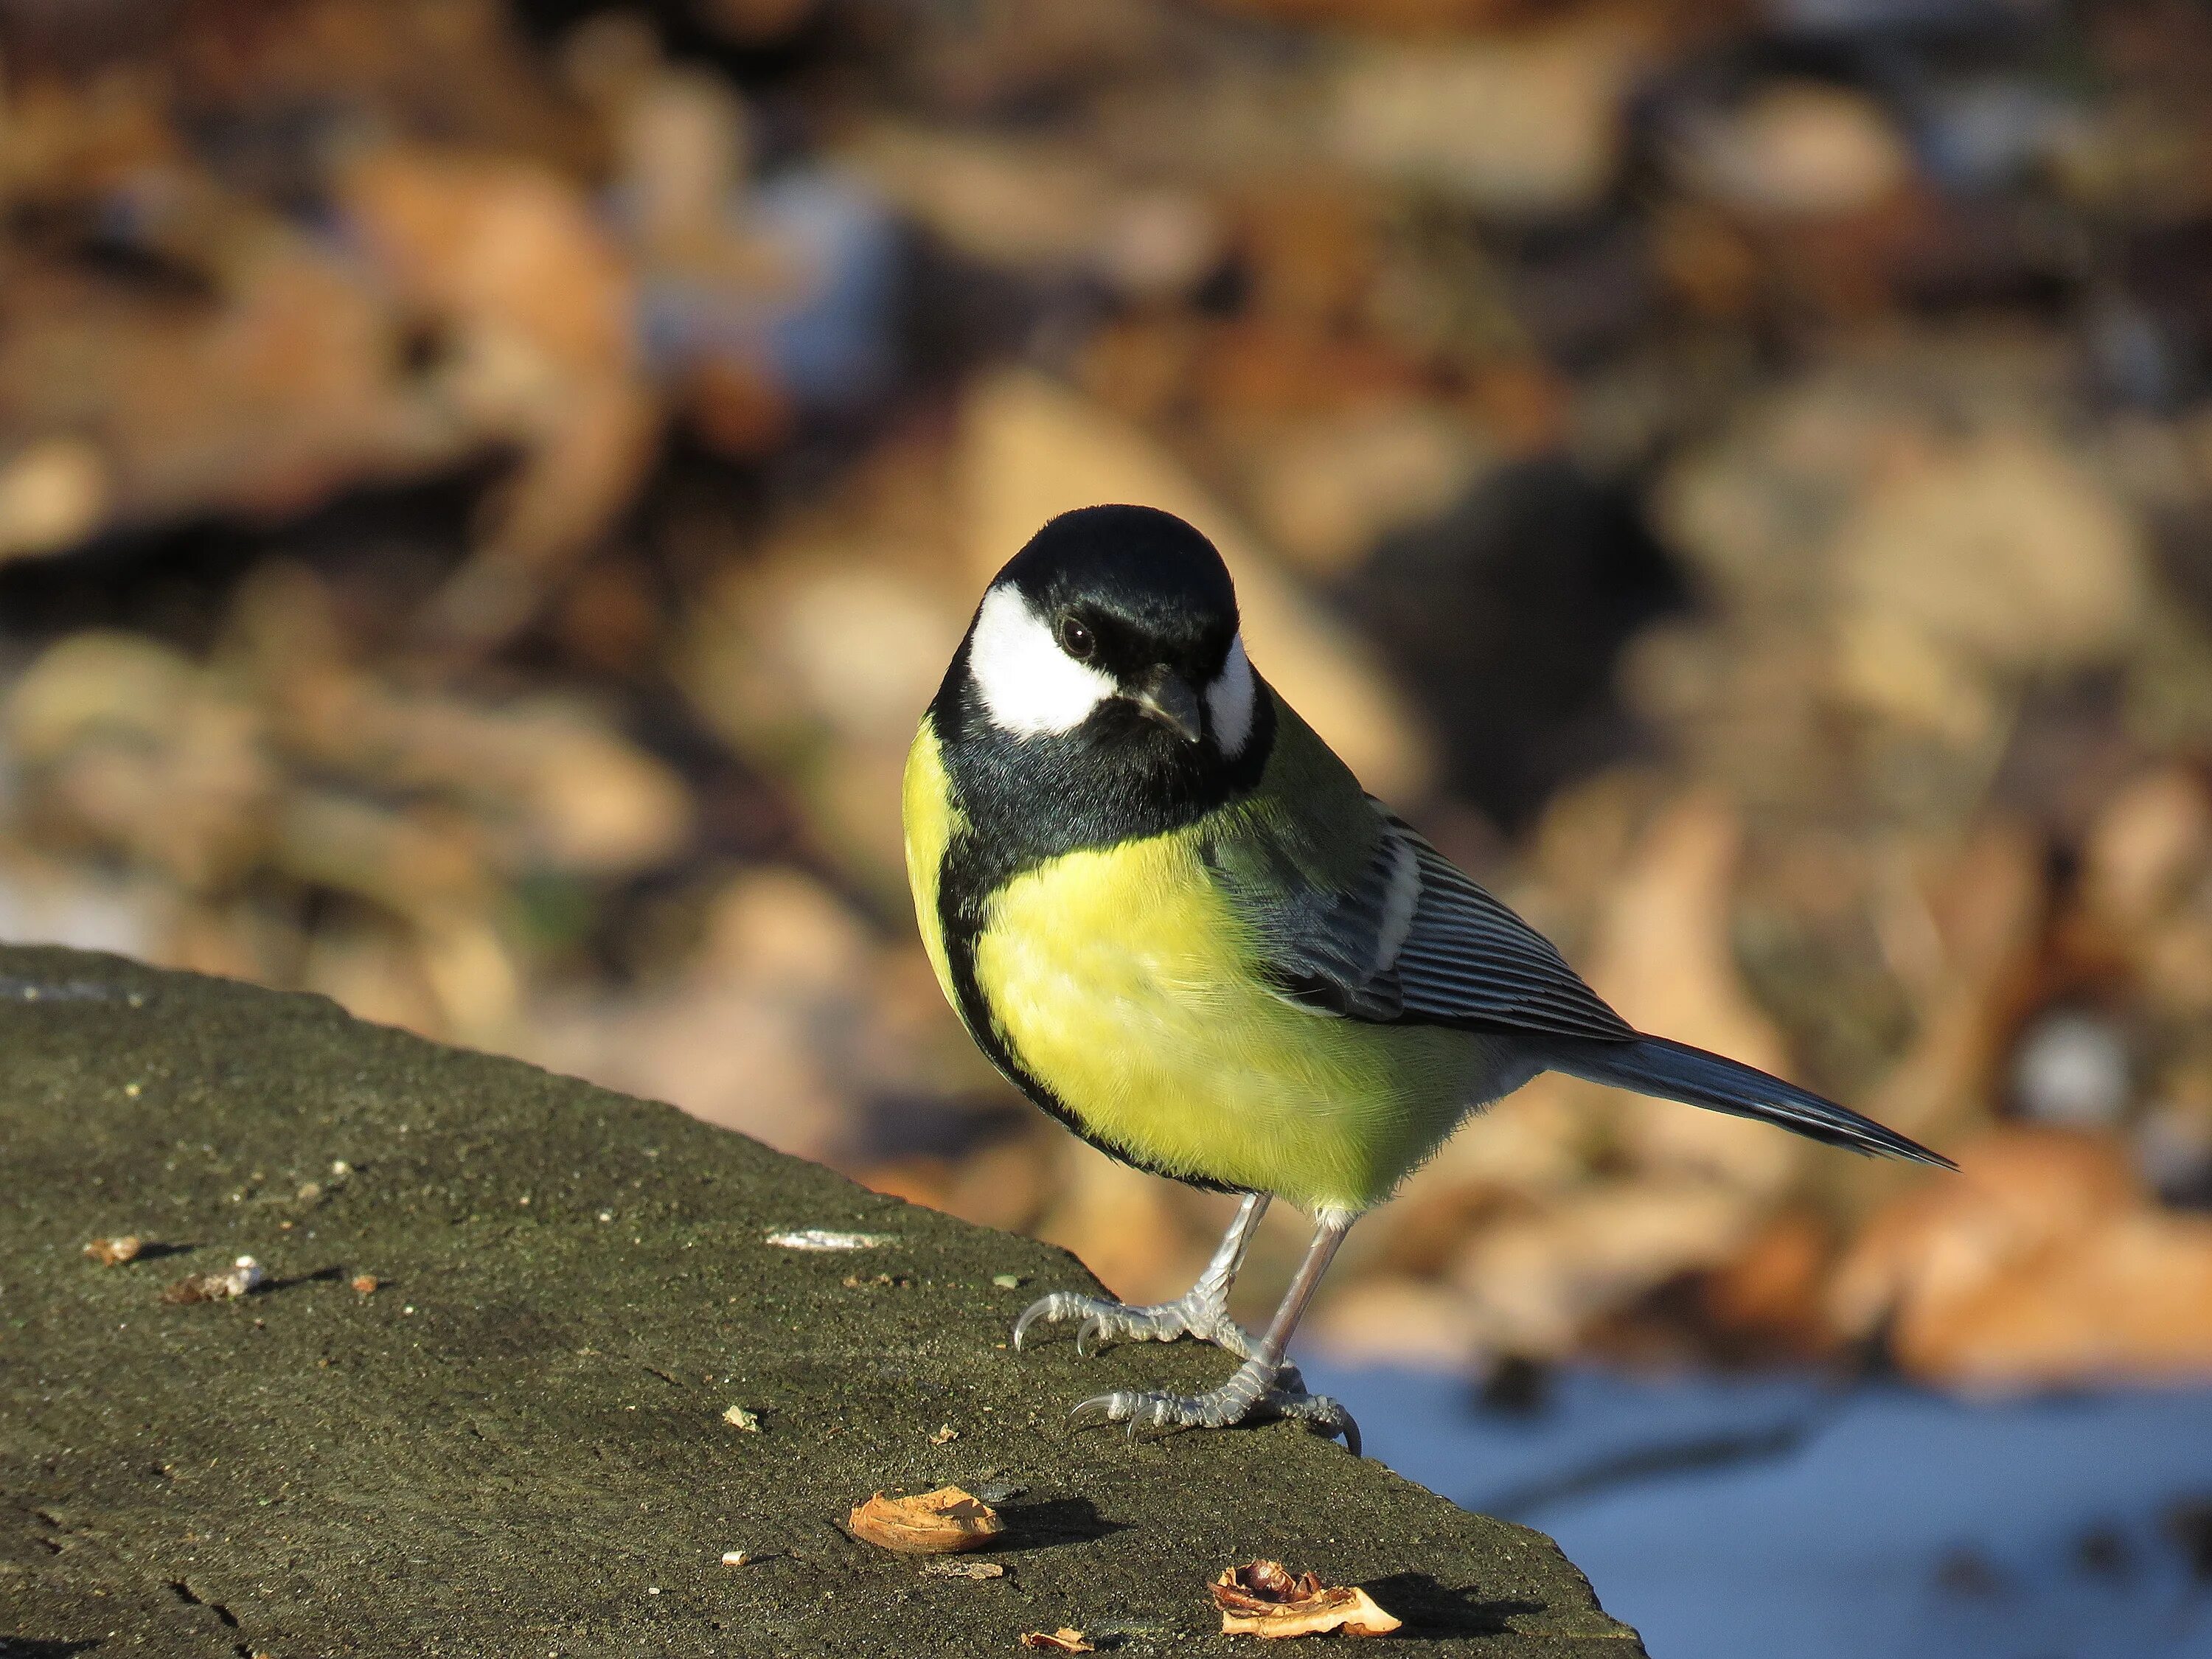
264, 1265, 349, 1293
1360, 1573, 1544, 1639
1000, 1497, 1129, 1551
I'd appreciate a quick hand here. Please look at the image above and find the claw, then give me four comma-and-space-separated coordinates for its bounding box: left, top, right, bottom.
1059, 1362, 1358, 1452
1293, 1394, 1361, 1457
1013, 1291, 1083, 1352
1069, 1391, 1128, 1430
1014, 1288, 1235, 1357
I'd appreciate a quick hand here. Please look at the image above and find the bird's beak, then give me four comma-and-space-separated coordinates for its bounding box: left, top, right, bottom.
1122, 665, 1203, 743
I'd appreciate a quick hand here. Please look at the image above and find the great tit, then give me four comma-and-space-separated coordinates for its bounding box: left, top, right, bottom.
904, 504, 1950, 1453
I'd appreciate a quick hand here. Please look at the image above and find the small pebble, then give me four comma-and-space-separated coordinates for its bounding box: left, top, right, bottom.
992, 1273, 1023, 1289
723, 1405, 762, 1432
352, 1275, 379, 1295
720, 1550, 751, 1566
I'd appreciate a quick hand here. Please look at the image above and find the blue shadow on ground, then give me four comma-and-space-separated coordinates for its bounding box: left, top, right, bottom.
1304, 1360, 2212, 1658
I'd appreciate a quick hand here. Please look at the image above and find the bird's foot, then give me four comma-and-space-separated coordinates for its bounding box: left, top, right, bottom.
1069, 1357, 1360, 1455
1013, 1287, 1257, 1360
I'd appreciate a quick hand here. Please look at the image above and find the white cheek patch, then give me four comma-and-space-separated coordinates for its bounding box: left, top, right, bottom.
967, 585, 1116, 737
1206, 634, 1256, 757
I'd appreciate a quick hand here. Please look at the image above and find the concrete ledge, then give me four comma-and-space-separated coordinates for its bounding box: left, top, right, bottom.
0, 945, 1642, 1655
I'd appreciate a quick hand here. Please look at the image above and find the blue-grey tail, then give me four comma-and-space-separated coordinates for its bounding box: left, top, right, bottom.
1543, 1034, 1955, 1169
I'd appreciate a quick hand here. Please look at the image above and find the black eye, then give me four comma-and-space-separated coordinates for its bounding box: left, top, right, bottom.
1056, 616, 1096, 661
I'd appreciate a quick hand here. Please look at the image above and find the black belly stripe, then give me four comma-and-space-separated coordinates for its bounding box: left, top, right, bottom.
934, 835, 1240, 1195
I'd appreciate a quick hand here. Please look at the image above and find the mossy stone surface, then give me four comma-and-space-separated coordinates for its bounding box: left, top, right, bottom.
0, 945, 1642, 1656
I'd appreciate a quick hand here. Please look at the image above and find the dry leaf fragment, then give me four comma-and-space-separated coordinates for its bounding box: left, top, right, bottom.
723, 1405, 762, 1431
1212, 1561, 1402, 1638
849, 1486, 1004, 1554
160, 1256, 265, 1304
351, 1274, 380, 1295
922, 1559, 1005, 1579
1018, 1630, 1094, 1652
930, 1423, 959, 1444
85, 1236, 142, 1265
766, 1228, 896, 1251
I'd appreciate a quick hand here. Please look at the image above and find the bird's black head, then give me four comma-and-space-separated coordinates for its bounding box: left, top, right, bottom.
932, 504, 1274, 850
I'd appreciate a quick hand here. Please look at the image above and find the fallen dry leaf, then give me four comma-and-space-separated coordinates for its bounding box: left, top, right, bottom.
766, 1228, 897, 1251
84, 1236, 142, 1265
1018, 1630, 1094, 1652
1211, 1560, 1402, 1639
848, 1486, 1004, 1554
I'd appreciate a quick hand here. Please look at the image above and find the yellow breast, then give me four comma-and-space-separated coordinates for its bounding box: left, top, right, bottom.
902, 720, 960, 1001
970, 829, 1475, 1213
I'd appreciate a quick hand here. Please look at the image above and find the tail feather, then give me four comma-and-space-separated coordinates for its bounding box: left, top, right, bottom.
1543, 1034, 1955, 1169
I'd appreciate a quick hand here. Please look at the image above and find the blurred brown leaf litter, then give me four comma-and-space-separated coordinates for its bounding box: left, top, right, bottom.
6, 0, 2212, 1393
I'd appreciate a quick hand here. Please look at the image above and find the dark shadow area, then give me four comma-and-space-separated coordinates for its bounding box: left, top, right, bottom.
263, 1265, 349, 1294
0, 1641, 102, 1656
999, 1496, 1129, 1551
117, 1242, 195, 1264
1343, 457, 1688, 833
164, 1582, 237, 1628
2163, 1496, 2212, 1582
1484, 1420, 1815, 1521
0, 467, 493, 656
1361, 1574, 1545, 1640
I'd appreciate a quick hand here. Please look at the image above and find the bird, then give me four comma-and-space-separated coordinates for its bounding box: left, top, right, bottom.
902, 503, 1952, 1454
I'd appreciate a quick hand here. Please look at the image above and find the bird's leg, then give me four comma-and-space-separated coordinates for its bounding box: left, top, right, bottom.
1070, 1210, 1360, 1454
1014, 1192, 1269, 1360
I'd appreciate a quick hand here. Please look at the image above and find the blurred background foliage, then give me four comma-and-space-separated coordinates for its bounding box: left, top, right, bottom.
5, 0, 2212, 1396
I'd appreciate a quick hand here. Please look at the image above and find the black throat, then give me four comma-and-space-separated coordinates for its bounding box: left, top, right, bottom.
927, 639, 1274, 902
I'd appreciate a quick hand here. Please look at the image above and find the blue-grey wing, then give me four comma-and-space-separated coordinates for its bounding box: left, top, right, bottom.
1211, 801, 1635, 1043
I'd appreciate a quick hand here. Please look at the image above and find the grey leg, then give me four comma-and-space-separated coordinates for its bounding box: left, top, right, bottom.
1069, 1209, 1360, 1454
1014, 1192, 1269, 1360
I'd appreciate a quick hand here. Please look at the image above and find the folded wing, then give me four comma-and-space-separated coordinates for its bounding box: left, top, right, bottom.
1211, 798, 1952, 1168
1215, 799, 1633, 1043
